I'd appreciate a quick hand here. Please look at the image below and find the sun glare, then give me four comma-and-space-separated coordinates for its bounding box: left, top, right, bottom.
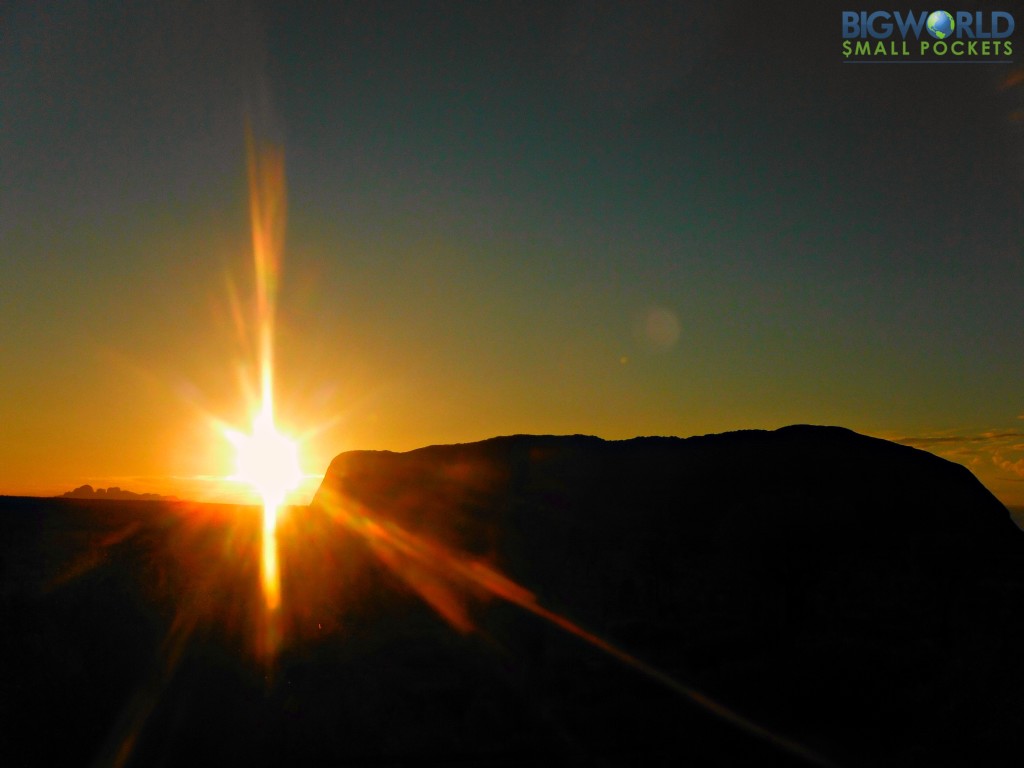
226, 407, 302, 512
218, 127, 295, 630
223, 404, 301, 617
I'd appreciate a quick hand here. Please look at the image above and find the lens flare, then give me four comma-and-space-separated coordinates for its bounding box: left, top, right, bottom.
226, 407, 302, 514
311, 484, 838, 768
224, 405, 301, 613
220, 126, 295, 642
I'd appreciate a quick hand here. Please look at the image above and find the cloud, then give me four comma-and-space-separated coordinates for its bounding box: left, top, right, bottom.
994, 453, 1024, 478
895, 427, 1024, 485
897, 431, 1024, 446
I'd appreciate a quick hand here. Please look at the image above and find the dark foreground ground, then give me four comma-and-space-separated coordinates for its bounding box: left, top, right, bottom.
3, 496, 791, 768
3, 427, 1024, 766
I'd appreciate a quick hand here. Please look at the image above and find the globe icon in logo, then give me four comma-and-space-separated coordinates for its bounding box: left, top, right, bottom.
926, 10, 956, 39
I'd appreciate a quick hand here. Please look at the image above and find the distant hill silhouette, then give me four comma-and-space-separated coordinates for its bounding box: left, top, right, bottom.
61, 484, 177, 501
3, 426, 1023, 767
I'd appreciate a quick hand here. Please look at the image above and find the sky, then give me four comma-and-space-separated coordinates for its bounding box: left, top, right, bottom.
2, 0, 1024, 506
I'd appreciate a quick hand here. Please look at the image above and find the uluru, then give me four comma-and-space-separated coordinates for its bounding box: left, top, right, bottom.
4, 425, 1023, 766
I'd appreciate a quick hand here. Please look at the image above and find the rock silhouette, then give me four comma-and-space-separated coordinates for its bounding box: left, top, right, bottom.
61, 484, 177, 501
311, 425, 1024, 764
3, 425, 1023, 766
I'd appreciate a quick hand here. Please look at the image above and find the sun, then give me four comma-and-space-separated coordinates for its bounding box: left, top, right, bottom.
216, 130, 297, 635
224, 403, 301, 618
226, 405, 303, 512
